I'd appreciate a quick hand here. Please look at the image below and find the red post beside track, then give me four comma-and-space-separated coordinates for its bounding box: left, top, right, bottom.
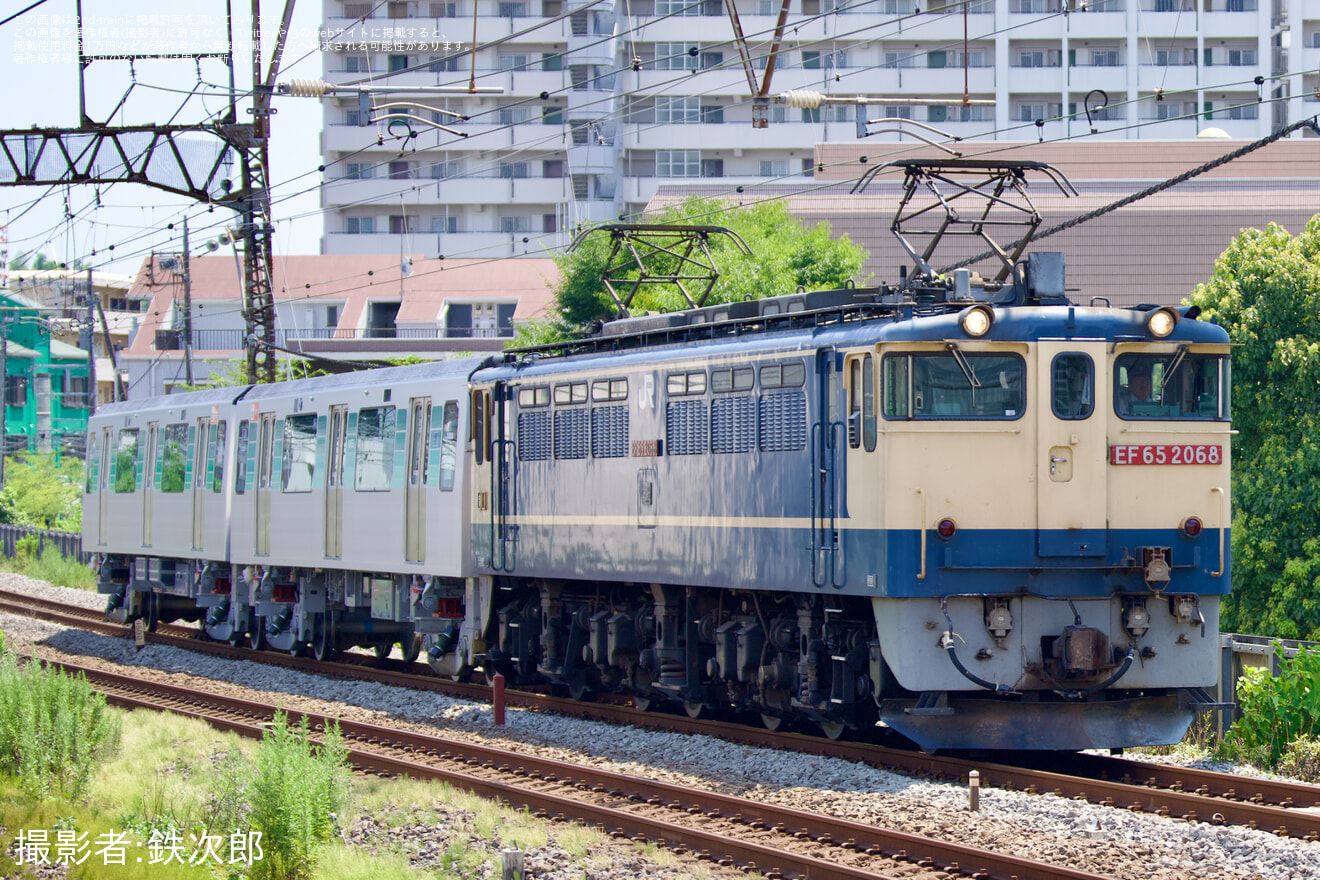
493, 673, 506, 725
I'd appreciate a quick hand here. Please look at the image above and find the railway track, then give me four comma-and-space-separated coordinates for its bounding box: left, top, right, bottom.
32, 653, 1114, 880
4, 587, 1319, 846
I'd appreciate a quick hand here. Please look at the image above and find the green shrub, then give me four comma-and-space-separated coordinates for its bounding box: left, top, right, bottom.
207, 712, 351, 880
26, 545, 96, 590
0, 654, 120, 799
1225, 645, 1320, 768
1277, 735, 1320, 782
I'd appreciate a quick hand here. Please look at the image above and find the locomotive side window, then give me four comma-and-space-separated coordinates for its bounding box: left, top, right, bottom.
518, 386, 550, 407
114, 428, 139, 493
1115, 353, 1229, 420
1051, 354, 1094, 420
438, 401, 459, 491
863, 353, 876, 451
591, 379, 628, 401
667, 371, 707, 395
234, 421, 249, 495
760, 361, 806, 388
355, 406, 396, 491
282, 413, 318, 493
882, 353, 1025, 420
554, 382, 587, 404
160, 423, 188, 493
472, 390, 486, 466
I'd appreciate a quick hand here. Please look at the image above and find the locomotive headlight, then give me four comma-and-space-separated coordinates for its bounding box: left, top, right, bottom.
960, 305, 994, 338
1146, 307, 1179, 338
1182, 517, 1203, 538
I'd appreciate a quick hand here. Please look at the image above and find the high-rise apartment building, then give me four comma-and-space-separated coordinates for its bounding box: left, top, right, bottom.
319, 0, 1318, 260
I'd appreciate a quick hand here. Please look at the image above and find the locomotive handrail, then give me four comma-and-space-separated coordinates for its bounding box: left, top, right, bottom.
916, 488, 926, 581
1211, 487, 1225, 578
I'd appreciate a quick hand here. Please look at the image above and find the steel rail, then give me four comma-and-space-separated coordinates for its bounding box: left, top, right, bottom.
35, 654, 1114, 880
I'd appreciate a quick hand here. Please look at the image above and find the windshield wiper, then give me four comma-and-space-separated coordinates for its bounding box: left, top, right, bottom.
945, 342, 981, 389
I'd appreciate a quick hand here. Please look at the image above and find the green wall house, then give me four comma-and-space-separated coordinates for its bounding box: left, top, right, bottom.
0, 292, 91, 454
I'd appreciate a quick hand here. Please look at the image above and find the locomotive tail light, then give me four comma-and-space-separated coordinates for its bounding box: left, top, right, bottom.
960, 305, 994, 338
1181, 517, 1203, 538
936, 518, 958, 539
1146, 307, 1179, 338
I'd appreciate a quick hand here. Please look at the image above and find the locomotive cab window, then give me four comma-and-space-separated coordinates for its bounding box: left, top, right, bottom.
1051, 354, 1094, 420
883, 352, 1025, 420
1115, 352, 1229, 420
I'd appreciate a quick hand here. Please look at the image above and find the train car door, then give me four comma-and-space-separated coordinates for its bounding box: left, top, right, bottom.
97, 426, 111, 546
812, 349, 845, 587
1036, 341, 1107, 557
324, 405, 346, 558
255, 412, 275, 556
142, 422, 157, 547
192, 418, 208, 550
404, 396, 431, 563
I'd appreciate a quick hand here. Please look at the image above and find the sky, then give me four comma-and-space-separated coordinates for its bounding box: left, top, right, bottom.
0, 0, 326, 278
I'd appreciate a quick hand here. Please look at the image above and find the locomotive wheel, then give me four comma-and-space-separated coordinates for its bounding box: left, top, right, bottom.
400, 634, 422, 664
683, 701, 705, 719
567, 677, 593, 702
374, 642, 393, 661
288, 640, 307, 658
311, 616, 338, 662
144, 593, 159, 633
760, 713, 785, 731
819, 720, 847, 741
247, 618, 266, 651
633, 693, 655, 712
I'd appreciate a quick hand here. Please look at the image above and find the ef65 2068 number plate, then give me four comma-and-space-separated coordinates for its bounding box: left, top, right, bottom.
1110, 444, 1222, 465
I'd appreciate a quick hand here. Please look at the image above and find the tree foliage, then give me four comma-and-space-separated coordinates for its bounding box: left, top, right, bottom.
1188, 217, 1320, 640
515, 197, 869, 344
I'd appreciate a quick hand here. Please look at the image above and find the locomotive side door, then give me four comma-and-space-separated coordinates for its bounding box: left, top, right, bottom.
1036, 340, 1108, 557
404, 396, 431, 563
492, 381, 515, 571
812, 348, 846, 587
255, 412, 275, 556
142, 422, 157, 548
324, 406, 346, 558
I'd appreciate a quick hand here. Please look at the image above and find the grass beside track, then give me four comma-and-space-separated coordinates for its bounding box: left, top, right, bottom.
0, 707, 722, 880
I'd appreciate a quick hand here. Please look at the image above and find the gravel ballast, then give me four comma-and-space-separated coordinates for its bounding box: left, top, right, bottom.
1, 574, 1317, 880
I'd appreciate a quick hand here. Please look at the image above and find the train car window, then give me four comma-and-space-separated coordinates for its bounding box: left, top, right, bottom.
113, 429, 139, 493
234, 422, 249, 494
160, 423, 188, 493
760, 361, 806, 388
554, 382, 587, 405
1051, 354, 1094, 420
1114, 353, 1229, 420
438, 401, 459, 491
882, 353, 1025, 420
518, 386, 550, 407
733, 367, 754, 391
282, 413, 318, 493
667, 371, 707, 396
711, 369, 732, 393
848, 359, 863, 448
863, 353, 876, 451
355, 406, 396, 491
211, 422, 228, 493
472, 390, 486, 466
759, 364, 782, 387
591, 379, 629, 402
85, 432, 99, 494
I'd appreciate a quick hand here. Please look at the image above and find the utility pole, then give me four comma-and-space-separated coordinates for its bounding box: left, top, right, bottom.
182, 219, 194, 386
84, 267, 96, 413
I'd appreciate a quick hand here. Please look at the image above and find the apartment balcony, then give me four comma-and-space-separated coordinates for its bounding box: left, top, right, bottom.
629, 69, 751, 96
1006, 65, 1066, 93
1066, 64, 1130, 92
622, 121, 821, 150
569, 201, 620, 225
1137, 64, 1200, 93
566, 88, 616, 120
1004, 14, 1067, 38
882, 68, 996, 94
1202, 9, 1266, 39
567, 143, 617, 174
324, 230, 548, 259
1303, 45, 1320, 74
566, 33, 616, 67
322, 176, 568, 210
1131, 11, 1200, 37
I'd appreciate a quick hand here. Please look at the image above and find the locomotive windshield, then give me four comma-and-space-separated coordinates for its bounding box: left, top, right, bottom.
1114, 352, 1229, 420
883, 352, 1025, 420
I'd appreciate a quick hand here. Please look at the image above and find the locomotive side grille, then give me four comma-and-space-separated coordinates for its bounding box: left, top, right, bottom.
711, 396, 756, 454
591, 405, 629, 457
517, 411, 551, 460
759, 391, 807, 451
553, 409, 589, 459
666, 400, 709, 456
